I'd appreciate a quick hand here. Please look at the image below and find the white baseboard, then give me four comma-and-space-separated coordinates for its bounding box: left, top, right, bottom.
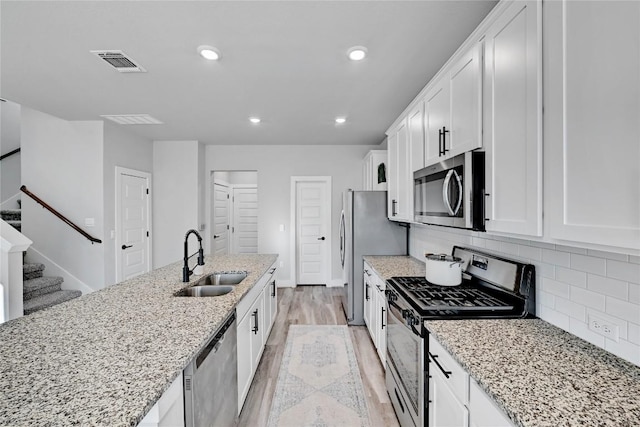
25, 247, 95, 295
326, 279, 345, 288
0, 193, 21, 210
276, 280, 296, 288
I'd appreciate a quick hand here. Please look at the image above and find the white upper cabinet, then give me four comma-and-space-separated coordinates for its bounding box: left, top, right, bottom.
483, 0, 542, 237
362, 150, 388, 191
544, 0, 640, 251
424, 42, 482, 167
408, 101, 426, 173
448, 42, 483, 158
387, 119, 413, 222
424, 80, 450, 166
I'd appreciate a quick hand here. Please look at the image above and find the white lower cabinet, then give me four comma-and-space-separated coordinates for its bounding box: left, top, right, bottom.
428, 335, 513, 427
138, 372, 184, 427
363, 262, 387, 368
469, 378, 513, 427
237, 262, 278, 415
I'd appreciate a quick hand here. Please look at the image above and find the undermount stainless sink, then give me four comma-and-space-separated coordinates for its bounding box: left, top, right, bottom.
197, 271, 247, 286
178, 285, 234, 297
175, 272, 247, 297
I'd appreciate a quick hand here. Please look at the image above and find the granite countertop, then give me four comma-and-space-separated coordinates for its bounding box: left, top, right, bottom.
362, 255, 425, 280
426, 319, 640, 427
0, 253, 278, 426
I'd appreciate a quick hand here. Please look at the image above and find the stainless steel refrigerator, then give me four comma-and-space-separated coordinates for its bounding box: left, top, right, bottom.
340, 190, 408, 325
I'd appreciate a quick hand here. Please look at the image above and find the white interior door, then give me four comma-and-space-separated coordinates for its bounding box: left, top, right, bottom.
116, 168, 151, 282
295, 180, 330, 285
231, 187, 258, 253
212, 182, 230, 254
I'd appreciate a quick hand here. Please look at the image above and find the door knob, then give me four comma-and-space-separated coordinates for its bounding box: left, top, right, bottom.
317, 236, 325, 241
121, 244, 133, 250
213, 234, 220, 239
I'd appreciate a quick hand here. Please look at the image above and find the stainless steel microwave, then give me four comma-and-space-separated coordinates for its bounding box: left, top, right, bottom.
413, 151, 485, 231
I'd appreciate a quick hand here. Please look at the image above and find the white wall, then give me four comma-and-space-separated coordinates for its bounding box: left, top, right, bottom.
0, 100, 21, 207
205, 144, 381, 285
153, 140, 201, 269
20, 107, 105, 290
103, 122, 153, 286
409, 224, 640, 367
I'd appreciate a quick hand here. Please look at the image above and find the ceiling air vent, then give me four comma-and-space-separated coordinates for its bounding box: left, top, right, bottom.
90, 50, 146, 73
100, 114, 162, 125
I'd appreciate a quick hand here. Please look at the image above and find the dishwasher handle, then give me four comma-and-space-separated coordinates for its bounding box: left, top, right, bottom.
195, 310, 236, 369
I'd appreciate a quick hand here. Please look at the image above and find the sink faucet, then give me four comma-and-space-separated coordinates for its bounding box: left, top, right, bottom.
183, 229, 205, 282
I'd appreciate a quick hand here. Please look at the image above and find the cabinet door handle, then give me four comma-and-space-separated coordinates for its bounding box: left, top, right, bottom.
394, 388, 406, 414
317, 236, 326, 241
271, 280, 276, 297
365, 284, 370, 301
121, 244, 133, 250
429, 352, 452, 378
381, 307, 386, 329
438, 127, 443, 156
252, 309, 259, 334
440, 126, 450, 156
392, 199, 397, 216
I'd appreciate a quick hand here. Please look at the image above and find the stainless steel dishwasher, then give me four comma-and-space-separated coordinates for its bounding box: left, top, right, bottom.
184, 310, 238, 427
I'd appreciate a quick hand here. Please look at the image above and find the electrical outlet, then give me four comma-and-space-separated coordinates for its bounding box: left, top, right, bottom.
588, 314, 620, 342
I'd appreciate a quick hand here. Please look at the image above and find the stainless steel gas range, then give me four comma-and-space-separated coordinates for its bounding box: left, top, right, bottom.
384, 246, 535, 427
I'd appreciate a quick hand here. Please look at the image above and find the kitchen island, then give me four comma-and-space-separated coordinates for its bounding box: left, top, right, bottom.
0, 253, 278, 426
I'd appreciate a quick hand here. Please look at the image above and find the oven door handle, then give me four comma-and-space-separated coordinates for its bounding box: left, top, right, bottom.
442, 169, 463, 216
409, 322, 422, 337
429, 352, 452, 378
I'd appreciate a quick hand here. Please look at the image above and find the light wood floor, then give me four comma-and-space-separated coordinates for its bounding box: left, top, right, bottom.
237, 286, 400, 427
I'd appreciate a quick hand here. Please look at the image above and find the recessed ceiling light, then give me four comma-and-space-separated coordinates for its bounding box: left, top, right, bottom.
347, 46, 368, 61
335, 117, 346, 124
249, 117, 261, 124
197, 45, 221, 61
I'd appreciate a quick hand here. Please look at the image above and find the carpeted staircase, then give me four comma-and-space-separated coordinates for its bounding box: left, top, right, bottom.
1, 200, 82, 315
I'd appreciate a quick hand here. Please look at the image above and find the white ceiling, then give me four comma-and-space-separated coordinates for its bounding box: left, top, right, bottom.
0, 0, 497, 146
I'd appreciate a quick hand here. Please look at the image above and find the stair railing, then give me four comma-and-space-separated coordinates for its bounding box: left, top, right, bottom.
0, 148, 20, 161
19, 185, 102, 244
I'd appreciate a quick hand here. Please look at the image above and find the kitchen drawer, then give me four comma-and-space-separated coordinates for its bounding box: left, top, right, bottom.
428, 335, 469, 405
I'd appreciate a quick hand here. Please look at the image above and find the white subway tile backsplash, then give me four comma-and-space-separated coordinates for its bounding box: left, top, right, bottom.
630, 284, 640, 304
538, 305, 570, 330
587, 249, 629, 262
500, 242, 519, 257
570, 254, 607, 275
587, 274, 628, 300
538, 291, 556, 308
518, 245, 542, 261
555, 267, 587, 288
569, 318, 606, 348
485, 239, 501, 252
605, 339, 640, 365
542, 249, 570, 267
555, 297, 586, 322
606, 260, 640, 284
543, 278, 570, 299
606, 297, 640, 324
556, 244, 588, 255
570, 287, 606, 311
528, 240, 556, 250
471, 237, 486, 248
628, 323, 640, 346
408, 226, 640, 366
537, 262, 555, 279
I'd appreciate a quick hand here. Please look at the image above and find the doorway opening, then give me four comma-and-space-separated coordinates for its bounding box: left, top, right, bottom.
211, 171, 258, 255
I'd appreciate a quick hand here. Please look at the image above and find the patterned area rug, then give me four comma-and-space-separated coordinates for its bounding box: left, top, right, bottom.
267, 325, 371, 427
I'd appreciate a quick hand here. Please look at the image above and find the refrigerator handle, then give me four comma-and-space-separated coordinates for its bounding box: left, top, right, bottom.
339, 210, 345, 267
